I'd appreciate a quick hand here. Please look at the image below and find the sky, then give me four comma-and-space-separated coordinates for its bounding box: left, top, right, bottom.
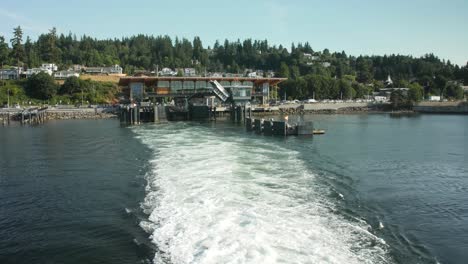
0, 0, 467, 65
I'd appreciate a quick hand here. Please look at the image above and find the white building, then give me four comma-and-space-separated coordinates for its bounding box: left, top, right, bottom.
41, 63, 58, 72
374, 96, 388, 102
159, 68, 176, 76
84, 65, 123, 75
0, 67, 21, 80
429, 96, 441, 101
247, 72, 257, 78
25, 68, 53, 77
24, 63, 58, 78
184, 68, 197, 77
54, 70, 80, 79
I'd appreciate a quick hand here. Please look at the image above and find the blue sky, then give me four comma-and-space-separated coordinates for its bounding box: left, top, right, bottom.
1, 0, 467, 65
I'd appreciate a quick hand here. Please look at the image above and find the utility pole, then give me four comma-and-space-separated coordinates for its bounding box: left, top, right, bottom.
81, 88, 84, 106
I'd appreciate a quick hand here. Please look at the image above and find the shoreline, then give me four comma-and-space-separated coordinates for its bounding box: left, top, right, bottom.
0, 109, 118, 124
2, 102, 467, 124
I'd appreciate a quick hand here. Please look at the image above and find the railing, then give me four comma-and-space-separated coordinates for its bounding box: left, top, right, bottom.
209, 80, 230, 102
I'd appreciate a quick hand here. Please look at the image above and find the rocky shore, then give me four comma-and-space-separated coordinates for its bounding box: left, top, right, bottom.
1, 109, 117, 123
46, 111, 117, 120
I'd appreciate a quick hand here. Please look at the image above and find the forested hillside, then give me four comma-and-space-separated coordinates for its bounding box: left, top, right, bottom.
1, 26, 467, 102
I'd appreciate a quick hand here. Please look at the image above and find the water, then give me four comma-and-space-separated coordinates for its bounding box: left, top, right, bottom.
0, 120, 153, 264
1, 115, 467, 263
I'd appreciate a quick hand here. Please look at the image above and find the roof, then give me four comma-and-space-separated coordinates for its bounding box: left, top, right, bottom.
118, 76, 287, 86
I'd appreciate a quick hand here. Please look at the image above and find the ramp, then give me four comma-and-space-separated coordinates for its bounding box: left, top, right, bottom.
209, 80, 230, 102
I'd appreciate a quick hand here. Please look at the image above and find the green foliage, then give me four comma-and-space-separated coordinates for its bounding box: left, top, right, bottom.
0, 36, 9, 66
390, 90, 409, 109
278, 62, 290, 78
0, 81, 28, 105
60, 76, 81, 95
10, 26, 24, 65
58, 77, 119, 104
408, 83, 423, 103
444, 83, 463, 100
25, 72, 58, 100
1, 26, 468, 102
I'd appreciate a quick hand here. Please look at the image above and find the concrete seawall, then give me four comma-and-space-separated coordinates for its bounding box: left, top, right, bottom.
414, 102, 468, 114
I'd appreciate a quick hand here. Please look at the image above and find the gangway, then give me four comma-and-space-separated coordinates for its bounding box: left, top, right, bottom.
209, 80, 230, 102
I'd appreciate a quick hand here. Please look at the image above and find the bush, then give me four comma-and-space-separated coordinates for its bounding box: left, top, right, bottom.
25, 72, 58, 100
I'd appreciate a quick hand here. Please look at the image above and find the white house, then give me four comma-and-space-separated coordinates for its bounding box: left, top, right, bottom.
429, 96, 441, 101
159, 67, 176, 76
84, 65, 123, 75
184, 68, 197, 77
24, 68, 53, 78
54, 70, 80, 79
41, 63, 58, 72
24, 63, 58, 78
0, 67, 21, 80
247, 72, 257, 78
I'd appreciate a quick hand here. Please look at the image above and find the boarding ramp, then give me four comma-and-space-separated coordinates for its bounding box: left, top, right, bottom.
209, 80, 230, 102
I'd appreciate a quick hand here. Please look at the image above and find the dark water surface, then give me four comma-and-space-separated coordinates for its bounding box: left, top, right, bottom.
1, 115, 467, 264
0, 120, 153, 264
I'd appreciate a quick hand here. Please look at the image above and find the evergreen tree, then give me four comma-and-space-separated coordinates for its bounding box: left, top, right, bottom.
0, 36, 9, 67
10, 26, 24, 66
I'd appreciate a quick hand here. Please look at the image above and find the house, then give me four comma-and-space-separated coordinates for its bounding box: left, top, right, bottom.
303, 53, 319, 61
54, 70, 80, 79
429, 96, 441, 101
247, 72, 257, 78
184, 68, 197, 77
41, 63, 58, 72
0, 68, 21, 80
303, 53, 313, 59
70, 65, 85, 72
321, 62, 331, 68
24, 63, 58, 78
84, 65, 123, 75
159, 68, 176, 76
24, 68, 53, 78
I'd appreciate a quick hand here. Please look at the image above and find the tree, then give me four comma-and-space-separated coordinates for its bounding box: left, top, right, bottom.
60, 76, 82, 95
0, 36, 9, 66
356, 56, 373, 83
390, 90, 408, 109
24, 36, 40, 68
10, 26, 24, 66
408, 83, 423, 103
444, 83, 463, 100
340, 79, 354, 99
25, 72, 58, 100
278, 62, 290, 78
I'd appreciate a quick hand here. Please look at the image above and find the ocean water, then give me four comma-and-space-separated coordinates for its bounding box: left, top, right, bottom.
1, 115, 467, 264
0, 120, 153, 264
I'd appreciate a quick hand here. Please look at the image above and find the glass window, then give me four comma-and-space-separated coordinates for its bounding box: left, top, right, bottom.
196, 81, 207, 89
171, 81, 183, 91
242, 81, 253, 87
183, 81, 195, 90
157, 81, 170, 87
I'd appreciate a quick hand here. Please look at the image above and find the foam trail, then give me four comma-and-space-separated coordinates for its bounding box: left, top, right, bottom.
134, 124, 392, 264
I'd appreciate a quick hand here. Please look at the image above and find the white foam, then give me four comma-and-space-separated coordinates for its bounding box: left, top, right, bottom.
134, 124, 392, 264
